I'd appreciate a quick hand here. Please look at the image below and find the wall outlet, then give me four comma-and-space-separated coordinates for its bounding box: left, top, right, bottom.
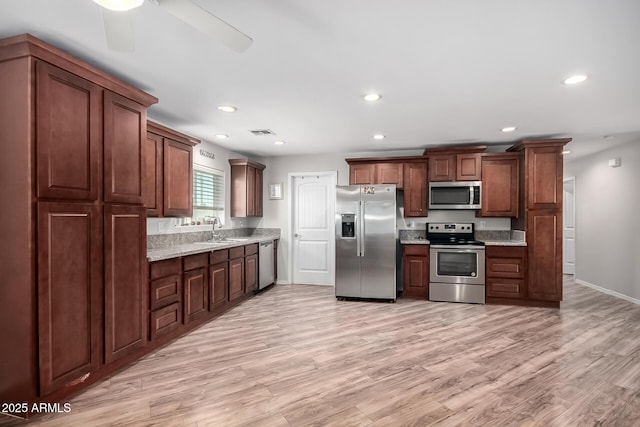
479, 221, 487, 229
158, 222, 165, 233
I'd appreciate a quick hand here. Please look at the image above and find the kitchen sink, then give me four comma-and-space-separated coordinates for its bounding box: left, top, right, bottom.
224, 237, 251, 242
193, 241, 228, 246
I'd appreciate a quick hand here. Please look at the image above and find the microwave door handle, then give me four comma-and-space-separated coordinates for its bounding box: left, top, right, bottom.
469, 186, 474, 205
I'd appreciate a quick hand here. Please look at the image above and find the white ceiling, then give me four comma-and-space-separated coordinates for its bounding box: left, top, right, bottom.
2, 0, 639, 159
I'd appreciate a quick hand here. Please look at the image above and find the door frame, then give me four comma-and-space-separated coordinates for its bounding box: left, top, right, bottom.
563, 176, 576, 275
287, 171, 338, 286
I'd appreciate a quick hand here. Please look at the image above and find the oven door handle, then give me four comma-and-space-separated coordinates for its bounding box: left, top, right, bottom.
430, 244, 486, 250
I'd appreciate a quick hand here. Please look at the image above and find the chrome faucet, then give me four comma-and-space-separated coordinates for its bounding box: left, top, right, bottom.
212, 216, 222, 241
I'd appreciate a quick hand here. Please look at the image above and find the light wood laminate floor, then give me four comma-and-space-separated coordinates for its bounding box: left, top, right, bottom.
2, 277, 640, 426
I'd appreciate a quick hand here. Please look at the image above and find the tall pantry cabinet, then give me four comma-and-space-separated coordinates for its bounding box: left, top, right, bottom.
0, 34, 157, 407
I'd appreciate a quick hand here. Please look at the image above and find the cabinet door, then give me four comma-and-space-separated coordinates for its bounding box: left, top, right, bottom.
402, 246, 429, 298
255, 167, 263, 217
429, 155, 455, 181
480, 157, 519, 217
456, 153, 481, 181
37, 202, 101, 395
349, 164, 375, 185
403, 162, 428, 217
527, 211, 562, 301
143, 132, 163, 216
229, 257, 245, 302
183, 267, 209, 324
104, 204, 146, 364
36, 62, 101, 201
104, 91, 146, 204
245, 253, 258, 295
375, 163, 404, 189
527, 147, 563, 210
163, 139, 193, 217
210, 261, 229, 312
246, 166, 256, 216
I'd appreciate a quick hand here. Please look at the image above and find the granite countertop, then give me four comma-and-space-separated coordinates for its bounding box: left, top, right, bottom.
400, 238, 431, 245
147, 234, 279, 262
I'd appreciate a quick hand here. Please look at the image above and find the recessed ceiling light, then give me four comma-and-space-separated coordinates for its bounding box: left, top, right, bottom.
92, 0, 143, 11
215, 134, 229, 139
562, 150, 571, 155
373, 134, 385, 140
603, 135, 615, 141
218, 105, 237, 113
364, 93, 382, 102
562, 75, 588, 85
501, 126, 517, 132
274, 140, 286, 145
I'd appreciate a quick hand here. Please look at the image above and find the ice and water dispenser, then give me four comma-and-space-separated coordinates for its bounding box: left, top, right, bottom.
340, 214, 355, 238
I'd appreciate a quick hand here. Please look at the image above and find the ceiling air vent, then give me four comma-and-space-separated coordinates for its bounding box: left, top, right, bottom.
250, 129, 276, 136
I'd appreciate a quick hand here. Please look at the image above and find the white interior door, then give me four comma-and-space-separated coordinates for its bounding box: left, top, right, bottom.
291, 173, 336, 285
563, 177, 576, 275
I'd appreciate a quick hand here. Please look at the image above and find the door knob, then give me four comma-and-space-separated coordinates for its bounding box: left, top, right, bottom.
294, 233, 301, 238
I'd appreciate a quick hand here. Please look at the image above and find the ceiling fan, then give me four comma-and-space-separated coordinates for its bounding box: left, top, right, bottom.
93, 0, 253, 53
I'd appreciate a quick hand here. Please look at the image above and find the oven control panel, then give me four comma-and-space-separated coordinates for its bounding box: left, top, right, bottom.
427, 223, 474, 234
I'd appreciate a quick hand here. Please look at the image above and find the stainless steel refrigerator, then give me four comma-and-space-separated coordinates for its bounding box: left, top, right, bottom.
335, 185, 396, 301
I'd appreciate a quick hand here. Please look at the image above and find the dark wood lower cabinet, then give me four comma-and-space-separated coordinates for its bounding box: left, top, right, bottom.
229, 257, 245, 302
245, 254, 258, 294
104, 204, 146, 364
37, 202, 102, 396
527, 211, 562, 301
486, 245, 527, 301
210, 262, 229, 312
149, 302, 181, 340
402, 245, 429, 298
183, 267, 209, 324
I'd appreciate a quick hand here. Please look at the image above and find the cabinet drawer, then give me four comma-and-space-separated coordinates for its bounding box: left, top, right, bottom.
245, 243, 258, 255
210, 249, 229, 264
150, 257, 181, 279
229, 246, 245, 259
150, 302, 181, 340
183, 253, 209, 271
403, 245, 429, 256
149, 274, 181, 310
486, 246, 526, 279
487, 278, 526, 299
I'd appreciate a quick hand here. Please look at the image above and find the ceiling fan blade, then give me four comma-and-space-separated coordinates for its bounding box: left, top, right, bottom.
101, 8, 135, 52
156, 0, 253, 53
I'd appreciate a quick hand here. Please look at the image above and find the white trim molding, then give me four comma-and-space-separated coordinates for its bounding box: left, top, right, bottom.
575, 279, 640, 306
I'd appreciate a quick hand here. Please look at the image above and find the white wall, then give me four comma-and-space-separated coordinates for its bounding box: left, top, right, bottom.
564, 140, 640, 301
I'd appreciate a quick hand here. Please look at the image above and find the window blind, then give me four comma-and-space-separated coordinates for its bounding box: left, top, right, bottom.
193, 169, 224, 212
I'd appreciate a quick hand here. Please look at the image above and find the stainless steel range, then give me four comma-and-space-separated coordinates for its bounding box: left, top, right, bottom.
427, 222, 485, 304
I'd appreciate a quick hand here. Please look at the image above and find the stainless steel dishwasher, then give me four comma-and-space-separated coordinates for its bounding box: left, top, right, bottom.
258, 240, 275, 290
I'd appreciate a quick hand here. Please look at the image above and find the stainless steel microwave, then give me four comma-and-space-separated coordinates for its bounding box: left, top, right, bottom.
429, 181, 481, 210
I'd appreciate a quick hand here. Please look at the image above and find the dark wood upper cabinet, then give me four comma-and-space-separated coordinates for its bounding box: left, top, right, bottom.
143, 132, 163, 217
37, 202, 102, 396
104, 204, 147, 364
229, 159, 266, 218
36, 62, 101, 201
456, 153, 482, 181
429, 155, 456, 181
164, 139, 193, 217
103, 91, 146, 204
349, 163, 375, 185
347, 161, 404, 189
480, 154, 519, 217
526, 146, 564, 210
403, 161, 428, 217
144, 122, 199, 218
424, 146, 486, 182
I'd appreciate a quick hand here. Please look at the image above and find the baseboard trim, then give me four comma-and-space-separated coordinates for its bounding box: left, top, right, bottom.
575, 279, 640, 306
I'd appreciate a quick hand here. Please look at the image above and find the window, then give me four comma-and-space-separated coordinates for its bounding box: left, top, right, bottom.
193, 166, 224, 224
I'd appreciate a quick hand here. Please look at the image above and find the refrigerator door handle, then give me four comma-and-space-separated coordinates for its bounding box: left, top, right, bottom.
360, 201, 365, 257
